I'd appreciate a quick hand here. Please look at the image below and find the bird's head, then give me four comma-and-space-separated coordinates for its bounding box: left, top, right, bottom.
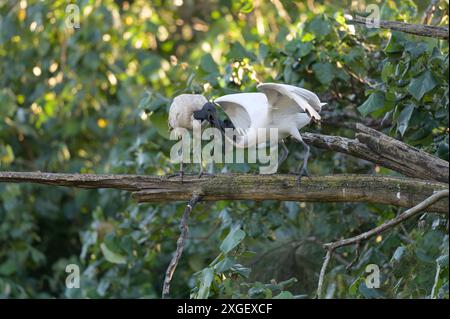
193, 101, 224, 132
168, 94, 208, 131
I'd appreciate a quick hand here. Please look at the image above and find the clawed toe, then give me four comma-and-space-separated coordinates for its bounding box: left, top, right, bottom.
295, 168, 310, 184
167, 171, 184, 182
197, 172, 215, 178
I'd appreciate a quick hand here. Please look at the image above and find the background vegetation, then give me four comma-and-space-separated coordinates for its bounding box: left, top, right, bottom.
0, 0, 448, 298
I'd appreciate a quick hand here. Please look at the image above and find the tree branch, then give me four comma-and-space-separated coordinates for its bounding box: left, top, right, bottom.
348, 16, 449, 39
162, 193, 201, 298
303, 124, 449, 183
0, 172, 448, 213
316, 189, 449, 298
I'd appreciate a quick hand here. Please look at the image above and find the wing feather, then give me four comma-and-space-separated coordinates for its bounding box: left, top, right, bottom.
214, 93, 268, 129
257, 83, 323, 121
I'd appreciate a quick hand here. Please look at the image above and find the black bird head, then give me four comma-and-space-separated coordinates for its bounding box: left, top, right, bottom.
193, 102, 224, 132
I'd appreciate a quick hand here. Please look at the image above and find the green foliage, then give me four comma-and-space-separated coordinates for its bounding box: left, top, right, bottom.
0, 0, 448, 299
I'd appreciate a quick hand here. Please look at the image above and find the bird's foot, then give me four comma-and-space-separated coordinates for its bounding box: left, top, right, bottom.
197, 171, 215, 179
167, 170, 184, 182
294, 167, 310, 185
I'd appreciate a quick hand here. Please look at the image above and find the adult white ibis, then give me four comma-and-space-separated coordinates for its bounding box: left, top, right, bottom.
168, 94, 213, 178
212, 83, 325, 179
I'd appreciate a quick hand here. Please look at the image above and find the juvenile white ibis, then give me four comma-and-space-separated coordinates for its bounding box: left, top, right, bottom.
212, 83, 326, 179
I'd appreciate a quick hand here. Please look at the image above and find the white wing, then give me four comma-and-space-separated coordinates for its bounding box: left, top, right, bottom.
214, 92, 269, 129
214, 93, 269, 148
257, 83, 324, 121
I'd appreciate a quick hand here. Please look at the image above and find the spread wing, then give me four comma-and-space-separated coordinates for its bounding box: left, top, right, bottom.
214, 92, 269, 130
257, 83, 324, 121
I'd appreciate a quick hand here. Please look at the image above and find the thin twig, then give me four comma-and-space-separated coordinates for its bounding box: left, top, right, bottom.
422, 0, 439, 25
162, 193, 201, 298
317, 250, 332, 299
345, 241, 360, 270
316, 189, 449, 298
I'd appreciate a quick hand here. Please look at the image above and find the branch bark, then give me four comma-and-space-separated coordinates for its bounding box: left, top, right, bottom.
0, 172, 448, 213
162, 193, 201, 298
348, 16, 449, 39
303, 124, 449, 183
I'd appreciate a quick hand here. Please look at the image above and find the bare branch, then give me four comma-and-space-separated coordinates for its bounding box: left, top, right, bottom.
0, 172, 448, 213
162, 193, 201, 298
303, 124, 449, 183
354, 123, 448, 183
316, 189, 449, 298
348, 16, 449, 39
317, 250, 332, 299
324, 189, 449, 250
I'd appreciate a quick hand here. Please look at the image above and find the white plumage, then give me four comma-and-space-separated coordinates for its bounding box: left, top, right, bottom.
168, 94, 208, 136
214, 82, 326, 176
168, 94, 208, 177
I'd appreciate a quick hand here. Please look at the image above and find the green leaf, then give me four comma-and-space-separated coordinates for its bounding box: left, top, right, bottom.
384, 32, 405, 54
230, 264, 251, 278
312, 62, 335, 85
258, 43, 268, 60
239, 0, 254, 13
100, 243, 126, 264
228, 42, 256, 61
150, 112, 170, 139
214, 256, 236, 273
220, 227, 246, 254
298, 42, 313, 57
349, 277, 362, 296
407, 71, 438, 100
0, 89, 17, 118
0, 260, 17, 276
396, 105, 414, 137
381, 61, 394, 83
196, 267, 215, 299
200, 54, 219, 74
273, 291, 293, 299
307, 15, 331, 38
391, 246, 406, 263
358, 92, 385, 116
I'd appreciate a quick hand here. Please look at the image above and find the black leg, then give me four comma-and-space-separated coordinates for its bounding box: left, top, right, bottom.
167, 157, 184, 182
296, 140, 310, 184
278, 139, 289, 171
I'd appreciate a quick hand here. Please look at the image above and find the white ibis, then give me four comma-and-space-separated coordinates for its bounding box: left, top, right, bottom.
168, 94, 210, 178
212, 83, 326, 179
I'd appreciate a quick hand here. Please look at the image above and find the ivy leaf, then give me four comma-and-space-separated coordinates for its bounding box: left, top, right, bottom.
214, 256, 236, 273
228, 42, 256, 61
150, 112, 170, 139
307, 15, 331, 38
384, 32, 405, 54
196, 267, 215, 299
407, 71, 438, 101
230, 264, 251, 278
220, 227, 246, 254
312, 62, 335, 85
381, 61, 394, 83
396, 105, 414, 137
273, 291, 293, 299
358, 92, 385, 116
200, 54, 219, 74
100, 243, 126, 264
0, 89, 17, 117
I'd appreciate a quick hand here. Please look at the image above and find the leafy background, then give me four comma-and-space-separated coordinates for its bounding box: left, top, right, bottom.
0, 0, 448, 298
